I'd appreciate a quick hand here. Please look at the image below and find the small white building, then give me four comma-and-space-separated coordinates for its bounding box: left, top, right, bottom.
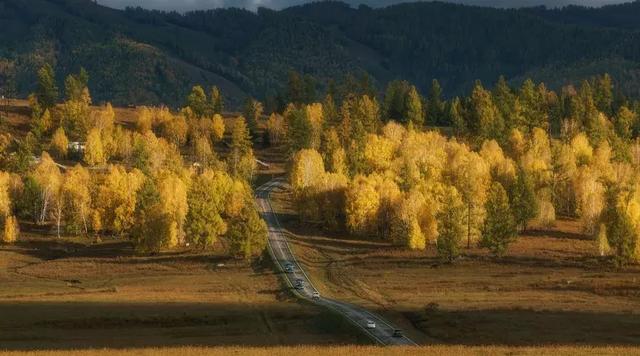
68, 141, 86, 154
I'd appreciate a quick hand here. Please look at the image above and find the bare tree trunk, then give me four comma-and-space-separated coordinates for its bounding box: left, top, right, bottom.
81, 207, 88, 236
467, 201, 471, 249
56, 208, 62, 238
40, 191, 49, 224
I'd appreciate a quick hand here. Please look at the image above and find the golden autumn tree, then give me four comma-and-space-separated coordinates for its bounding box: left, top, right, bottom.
158, 113, 188, 148
345, 174, 381, 236
521, 128, 555, 227
0, 172, 12, 219
94, 165, 145, 235
571, 132, 593, 166
573, 166, 605, 235
446, 144, 491, 248
363, 134, 395, 173
185, 169, 233, 248
157, 170, 189, 248
382, 121, 407, 149
397, 130, 447, 189
480, 139, 516, 189
50, 128, 69, 160
84, 128, 107, 166
265, 113, 285, 146
2, 215, 19, 243
91, 103, 115, 132
345, 173, 400, 239
320, 128, 346, 175
0, 172, 19, 243
391, 189, 437, 250
312, 172, 349, 230
136, 106, 153, 133
551, 141, 578, 216
193, 135, 217, 168
290, 149, 325, 221
290, 149, 325, 193
306, 103, 324, 149
32, 152, 62, 225
211, 114, 226, 143
62, 165, 92, 235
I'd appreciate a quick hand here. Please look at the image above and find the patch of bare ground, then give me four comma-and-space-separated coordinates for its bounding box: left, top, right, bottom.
269, 188, 640, 346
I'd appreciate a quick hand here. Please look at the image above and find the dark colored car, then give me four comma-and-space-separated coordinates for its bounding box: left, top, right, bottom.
392, 329, 403, 337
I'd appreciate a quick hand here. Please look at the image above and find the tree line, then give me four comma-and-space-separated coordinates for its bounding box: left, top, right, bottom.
274, 73, 640, 266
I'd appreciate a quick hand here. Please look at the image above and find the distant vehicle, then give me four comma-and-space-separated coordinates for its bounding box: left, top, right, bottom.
366, 320, 376, 329
392, 329, 403, 337
294, 279, 305, 290
284, 265, 294, 273
312, 291, 320, 300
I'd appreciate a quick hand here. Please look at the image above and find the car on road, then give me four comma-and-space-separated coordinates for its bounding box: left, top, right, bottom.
392, 329, 403, 337
294, 279, 305, 290
284, 264, 294, 273
366, 320, 376, 329
312, 291, 320, 300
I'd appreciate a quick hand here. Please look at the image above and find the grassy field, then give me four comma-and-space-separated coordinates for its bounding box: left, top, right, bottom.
0, 231, 367, 351
3, 345, 640, 356
269, 184, 640, 347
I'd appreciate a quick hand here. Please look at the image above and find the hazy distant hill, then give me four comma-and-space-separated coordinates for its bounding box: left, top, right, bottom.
1, 0, 640, 107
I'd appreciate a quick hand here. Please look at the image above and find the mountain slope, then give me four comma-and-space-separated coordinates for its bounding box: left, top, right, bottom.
1, 0, 640, 107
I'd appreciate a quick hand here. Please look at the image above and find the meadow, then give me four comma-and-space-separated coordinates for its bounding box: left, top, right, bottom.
0, 232, 366, 351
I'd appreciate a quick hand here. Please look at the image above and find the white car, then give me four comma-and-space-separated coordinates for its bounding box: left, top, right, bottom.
366, 320, 376, 329
312, 291, 320, 300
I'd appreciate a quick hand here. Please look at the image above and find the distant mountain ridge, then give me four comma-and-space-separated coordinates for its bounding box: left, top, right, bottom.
1, 0, 640, 108
98, 0, 631, 12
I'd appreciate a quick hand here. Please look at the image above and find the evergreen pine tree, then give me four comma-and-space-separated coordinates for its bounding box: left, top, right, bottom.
602, 186, 637, 267
406, 85, 424, 127
481, 182, 518, 257
36, 64, 58, 110
210, 86, 224, 115
437, 187, 466, 263
427, 79, 445, 126
187, 85, 208, 118
511, 167, 538, 231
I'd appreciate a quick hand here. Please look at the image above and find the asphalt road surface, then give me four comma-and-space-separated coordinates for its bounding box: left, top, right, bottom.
256, 178, 417, 346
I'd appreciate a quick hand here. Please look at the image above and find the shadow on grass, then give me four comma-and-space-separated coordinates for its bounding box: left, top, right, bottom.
405, 306, 640, 346
4, 237, 237, 267
0, 301, 370, 351
7, 239, 135, 260
524, 228, 590, 241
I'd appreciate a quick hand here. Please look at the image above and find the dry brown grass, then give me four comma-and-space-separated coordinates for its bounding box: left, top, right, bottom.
0, 235, 365, 351
2, 345, 640, 356
269, 187, 640, 347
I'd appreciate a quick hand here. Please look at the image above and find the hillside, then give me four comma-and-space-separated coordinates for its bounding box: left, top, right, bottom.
2, 0, 640, 107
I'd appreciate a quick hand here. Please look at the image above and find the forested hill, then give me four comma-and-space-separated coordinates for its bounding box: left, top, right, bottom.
1, 0, 640, 108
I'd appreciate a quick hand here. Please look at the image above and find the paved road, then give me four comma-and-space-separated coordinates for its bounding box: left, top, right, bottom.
256, 178, 417, 346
